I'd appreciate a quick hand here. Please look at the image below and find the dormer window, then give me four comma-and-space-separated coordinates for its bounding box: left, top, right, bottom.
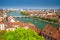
57, 28, 60, 30
44, 30, 46, 33
49, 29, 53, 35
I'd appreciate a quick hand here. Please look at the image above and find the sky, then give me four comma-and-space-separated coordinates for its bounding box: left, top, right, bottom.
0, 0, 60, 9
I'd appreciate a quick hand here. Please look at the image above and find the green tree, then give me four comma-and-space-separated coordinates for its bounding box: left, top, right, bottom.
20, 11, 29, 16
0, 30, 6, 40
55, 12, 60, 15
5, 28, 44, 40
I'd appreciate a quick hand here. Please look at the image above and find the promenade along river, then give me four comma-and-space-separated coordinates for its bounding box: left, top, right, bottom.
7, 12, 60, 30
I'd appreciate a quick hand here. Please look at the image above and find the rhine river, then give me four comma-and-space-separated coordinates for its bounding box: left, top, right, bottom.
7, 12, 60, 30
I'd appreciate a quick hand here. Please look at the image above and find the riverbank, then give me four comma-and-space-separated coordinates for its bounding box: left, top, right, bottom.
14, 17, 60, 30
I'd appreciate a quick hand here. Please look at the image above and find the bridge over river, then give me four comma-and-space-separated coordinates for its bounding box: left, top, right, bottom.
12, 16, 30, 18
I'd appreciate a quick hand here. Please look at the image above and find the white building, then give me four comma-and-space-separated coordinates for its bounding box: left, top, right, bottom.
0, 22, 5, 30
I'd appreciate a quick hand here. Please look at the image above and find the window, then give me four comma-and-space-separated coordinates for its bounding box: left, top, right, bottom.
49, 29, 53, 35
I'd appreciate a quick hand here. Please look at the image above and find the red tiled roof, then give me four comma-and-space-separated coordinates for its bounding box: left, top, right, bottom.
42, 25, 60, 40
0, 17, 3, 22
0, 21, 4, 24
6, 21, 41, 34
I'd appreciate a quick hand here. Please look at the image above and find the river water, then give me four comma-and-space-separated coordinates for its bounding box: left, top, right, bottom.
7, 12, 60, 30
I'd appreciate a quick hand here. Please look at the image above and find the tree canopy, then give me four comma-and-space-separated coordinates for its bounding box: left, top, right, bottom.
5, 28, 44, 40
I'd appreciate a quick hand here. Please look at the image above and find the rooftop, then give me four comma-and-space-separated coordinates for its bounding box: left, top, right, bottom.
42, 25, 60, 40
